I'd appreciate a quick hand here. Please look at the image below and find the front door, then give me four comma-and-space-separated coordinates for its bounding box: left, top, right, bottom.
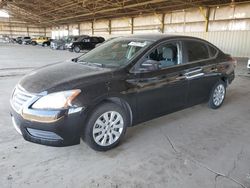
132, 41, 189, 122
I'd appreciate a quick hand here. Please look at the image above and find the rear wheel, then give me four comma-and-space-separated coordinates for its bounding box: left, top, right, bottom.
208, 81, 226, 109
31, 41, 37, 46
42, 42, 48, 47
74, 46, 81, 53
83, 103, 128, 151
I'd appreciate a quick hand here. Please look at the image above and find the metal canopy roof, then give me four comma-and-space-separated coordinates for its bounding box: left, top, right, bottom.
0, 0, 249, 26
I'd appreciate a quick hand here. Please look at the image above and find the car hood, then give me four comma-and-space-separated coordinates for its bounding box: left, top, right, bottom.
19, 61, 113, 94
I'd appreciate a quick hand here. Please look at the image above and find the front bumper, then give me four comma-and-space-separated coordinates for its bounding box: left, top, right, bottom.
10, 106, 85, 147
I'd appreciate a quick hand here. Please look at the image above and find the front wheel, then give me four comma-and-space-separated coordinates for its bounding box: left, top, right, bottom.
208, 81, 226, 109
83, 103, 128, 151
73, 46, 81, 53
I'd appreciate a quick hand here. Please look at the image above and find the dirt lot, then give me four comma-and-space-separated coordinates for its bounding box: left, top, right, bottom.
0, 44, 250, 188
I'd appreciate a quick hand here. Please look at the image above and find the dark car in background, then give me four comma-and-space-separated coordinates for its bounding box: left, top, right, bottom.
69, 36, 105, 53
10, 35, 236, 151
64, 35, 89, 50
51, 35, 88, 50
22, 37, 32, 45
15, 36, 32, 45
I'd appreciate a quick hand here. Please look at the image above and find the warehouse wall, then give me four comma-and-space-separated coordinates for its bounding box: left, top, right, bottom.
0, 17, 46, 37
48, 3, 250, 57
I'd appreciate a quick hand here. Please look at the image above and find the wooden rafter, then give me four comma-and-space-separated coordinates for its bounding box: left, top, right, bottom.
1, 0, 250, 26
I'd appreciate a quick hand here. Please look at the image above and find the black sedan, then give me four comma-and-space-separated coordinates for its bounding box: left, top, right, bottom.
10, 35, 236, 151
69, 36, 105, 53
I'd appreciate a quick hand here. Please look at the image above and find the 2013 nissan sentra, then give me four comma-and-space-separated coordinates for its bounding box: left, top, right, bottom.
10, 35, 236, 151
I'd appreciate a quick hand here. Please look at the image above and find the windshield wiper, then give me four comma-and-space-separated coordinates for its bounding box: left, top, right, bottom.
77, 61, 105, 68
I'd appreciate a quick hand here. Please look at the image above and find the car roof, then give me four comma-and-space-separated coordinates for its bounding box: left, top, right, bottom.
121, 34, 203, 42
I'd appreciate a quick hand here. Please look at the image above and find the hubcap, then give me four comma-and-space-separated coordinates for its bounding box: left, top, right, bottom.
93, 111, 124, 146
75, 47, 80, 52
213, 84, 225, 106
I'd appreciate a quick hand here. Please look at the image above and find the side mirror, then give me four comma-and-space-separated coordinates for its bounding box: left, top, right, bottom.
139, 59, 160, 72
141, 59, 159, 67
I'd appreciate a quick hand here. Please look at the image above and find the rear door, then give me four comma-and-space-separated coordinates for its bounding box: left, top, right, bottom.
182, 40, 220, 106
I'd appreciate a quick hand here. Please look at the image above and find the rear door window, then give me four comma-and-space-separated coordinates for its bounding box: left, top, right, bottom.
184, 41, 209, 62
90, 37, 99, 43
208, 45, 218, 57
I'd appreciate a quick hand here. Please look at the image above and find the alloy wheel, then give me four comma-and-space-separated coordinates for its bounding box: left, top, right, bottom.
213, 84, 225, 106
93, 111, 124, 146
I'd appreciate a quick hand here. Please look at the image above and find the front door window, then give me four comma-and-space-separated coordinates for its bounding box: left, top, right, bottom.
134, 42, 180, 73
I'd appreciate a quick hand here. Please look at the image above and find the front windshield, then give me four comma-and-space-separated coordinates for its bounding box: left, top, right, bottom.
77, 38, 153, 68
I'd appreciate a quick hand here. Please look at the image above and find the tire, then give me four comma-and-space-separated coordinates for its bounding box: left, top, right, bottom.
31, 42, 36, 46
208, 80, 226, 109
59, 45, 64, 50
83, 102, 128, 151
74, 46, 81, 53
43, 43, 48, 47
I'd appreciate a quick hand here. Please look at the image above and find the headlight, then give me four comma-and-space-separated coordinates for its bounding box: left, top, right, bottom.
32, 90, 81, 110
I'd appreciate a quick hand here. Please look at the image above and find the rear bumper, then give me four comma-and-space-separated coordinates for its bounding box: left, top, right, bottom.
10, 106, 85, 147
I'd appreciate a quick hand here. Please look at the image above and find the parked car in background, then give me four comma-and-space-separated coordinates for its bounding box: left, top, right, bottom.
16, 37, 23, 44
248, 59, 250, 71
50, 38, 66, 50
68, 36, 105, 53
21, 37, 32, 45
51, 35, 88, 50
31, 36, 51, 46
65, 35, 89, 51
10, 35, 236, 151
95, 37, 117, 47
0, 36, 10, 43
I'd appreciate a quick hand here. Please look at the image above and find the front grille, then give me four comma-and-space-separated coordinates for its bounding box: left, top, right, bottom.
11, 85, 35, 113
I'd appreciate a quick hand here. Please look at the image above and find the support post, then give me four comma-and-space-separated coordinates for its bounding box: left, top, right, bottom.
27, 26, 29, 36
131, 17, 134, 34
91, 21, 94, 35
78, 23, 81, 35
108, 19, 111, 35
199, 7, 210, 32
161, 13, 165, 33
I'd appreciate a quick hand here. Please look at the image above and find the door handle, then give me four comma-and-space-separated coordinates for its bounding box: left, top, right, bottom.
185, 73, 204, 79
185, 68, 203, 76
185, 68, 204, 79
